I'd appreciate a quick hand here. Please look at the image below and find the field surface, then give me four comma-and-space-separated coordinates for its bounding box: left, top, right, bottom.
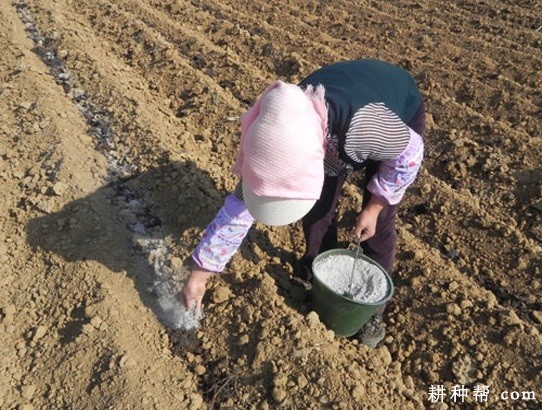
1, 0, 541, 408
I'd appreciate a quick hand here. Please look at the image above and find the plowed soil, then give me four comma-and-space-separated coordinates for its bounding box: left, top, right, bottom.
1, 0, 541, 409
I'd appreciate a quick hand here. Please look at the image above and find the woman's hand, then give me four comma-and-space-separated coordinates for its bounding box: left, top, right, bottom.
353, 194, 386, 242
179, 268, 213, 312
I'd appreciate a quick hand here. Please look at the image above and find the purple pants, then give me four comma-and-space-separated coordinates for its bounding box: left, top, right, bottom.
301, 100, 425, 277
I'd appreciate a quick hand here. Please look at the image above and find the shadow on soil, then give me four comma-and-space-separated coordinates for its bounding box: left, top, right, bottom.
25, 160, 227, 333
25, 159, 308, 346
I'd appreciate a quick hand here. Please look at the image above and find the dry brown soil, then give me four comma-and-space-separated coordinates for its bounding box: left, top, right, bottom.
1, 0, 541, 409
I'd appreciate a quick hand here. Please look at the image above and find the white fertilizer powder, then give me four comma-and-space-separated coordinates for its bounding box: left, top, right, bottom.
313, 254, 389, 303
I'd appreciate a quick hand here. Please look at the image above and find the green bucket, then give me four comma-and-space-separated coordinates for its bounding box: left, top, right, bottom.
311, 248, 394, 337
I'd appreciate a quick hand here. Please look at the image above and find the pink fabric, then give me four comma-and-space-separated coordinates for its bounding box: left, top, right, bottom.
233, 81, 326, 200
367, 127, 424, 205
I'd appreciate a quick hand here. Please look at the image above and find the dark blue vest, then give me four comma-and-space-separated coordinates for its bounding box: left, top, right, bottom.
299, 59, 422, 169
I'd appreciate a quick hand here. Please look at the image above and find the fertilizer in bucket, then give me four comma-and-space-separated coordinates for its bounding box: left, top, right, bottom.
311, 249, 393, 337
313, 254, 389, 303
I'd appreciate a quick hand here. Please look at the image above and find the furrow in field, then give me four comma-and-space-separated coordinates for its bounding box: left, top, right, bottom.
402, 171, 541, 311
309, 0, 542, 67
201, 0, 540, 142
33, 0, 249, 173
340, 0, 542, 70
95, 0, 540, 284
166, 0, 540, 247
170, 0, 336, 77
451, 0, 542, 32
112, 0, 277, 104
255, 0, 542, 117
9, 2, 205, 408
23, 0, 249, 202
376, 0, 542, 103
170, 0, 540, 247
420, 92, 539, 179
326, 0, 542, 110
74, 0, 243, 109
390, 228, 541, 395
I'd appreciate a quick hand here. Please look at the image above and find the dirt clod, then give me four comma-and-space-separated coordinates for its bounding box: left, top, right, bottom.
211, 287, 232, 304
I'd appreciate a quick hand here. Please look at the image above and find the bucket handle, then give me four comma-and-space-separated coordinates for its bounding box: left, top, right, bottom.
347, 237, 363, 296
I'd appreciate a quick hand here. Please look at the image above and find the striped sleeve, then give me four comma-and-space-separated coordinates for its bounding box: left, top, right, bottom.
344, 103, 411, 163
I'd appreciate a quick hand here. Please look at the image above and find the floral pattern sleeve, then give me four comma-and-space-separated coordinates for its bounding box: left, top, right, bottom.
191, 194, 254, 272
367, 127, 424, 205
